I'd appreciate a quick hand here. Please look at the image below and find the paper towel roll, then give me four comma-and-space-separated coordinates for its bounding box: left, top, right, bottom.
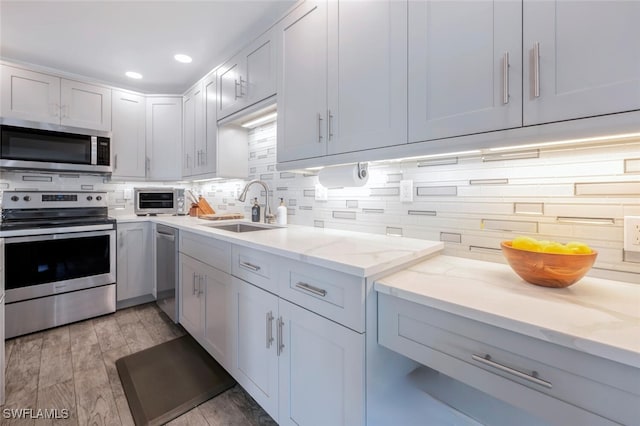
318, 163, 369, 188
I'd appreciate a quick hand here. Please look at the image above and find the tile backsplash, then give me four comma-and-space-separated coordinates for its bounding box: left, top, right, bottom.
1, 119, 638, 284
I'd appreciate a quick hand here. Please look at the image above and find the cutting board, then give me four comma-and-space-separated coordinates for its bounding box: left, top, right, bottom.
199, 213, 245, 221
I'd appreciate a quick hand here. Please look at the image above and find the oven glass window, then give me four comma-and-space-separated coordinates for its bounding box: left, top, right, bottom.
5, 235, 110, 289
1, 126, 91, 164
138, 192, 174, 209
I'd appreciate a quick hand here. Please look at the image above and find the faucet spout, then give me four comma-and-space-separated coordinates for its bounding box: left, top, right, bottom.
237, 179, 274, 223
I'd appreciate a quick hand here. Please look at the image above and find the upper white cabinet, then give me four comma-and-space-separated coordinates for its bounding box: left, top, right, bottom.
278, 0, 407, 163
146, 96, 182, 181
182, 81, 205, 177
183, 71, 248, 180
408, 1, 522, 142
218, 29, 277, 120
111, 90, 146, 179
522, 0, 640, 125
0, 65, 111, 131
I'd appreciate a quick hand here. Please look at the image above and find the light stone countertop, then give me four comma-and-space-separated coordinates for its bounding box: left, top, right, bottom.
115, 214, 444, 277
374, 255, 640, 368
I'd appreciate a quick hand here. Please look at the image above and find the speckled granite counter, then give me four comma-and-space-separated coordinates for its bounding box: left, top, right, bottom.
115, 215, 444, 277
375, 255, 640, 368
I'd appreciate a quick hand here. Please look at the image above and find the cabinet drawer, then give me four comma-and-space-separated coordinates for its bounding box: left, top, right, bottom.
179, 231, 230, 273
280, 260, 365, 333
231, 245, 279, 294
378, 294, 639, 426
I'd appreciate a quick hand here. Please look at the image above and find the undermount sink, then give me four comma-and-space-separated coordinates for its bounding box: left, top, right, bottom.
201, 222, 282, 233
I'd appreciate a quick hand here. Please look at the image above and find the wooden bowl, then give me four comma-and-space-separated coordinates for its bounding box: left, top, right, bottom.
500, 241, 597, 288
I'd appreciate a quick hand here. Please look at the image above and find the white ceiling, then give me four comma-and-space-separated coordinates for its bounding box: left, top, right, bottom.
0, 0, 296, 94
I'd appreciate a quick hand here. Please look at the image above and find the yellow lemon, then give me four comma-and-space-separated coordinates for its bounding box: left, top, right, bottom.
512, 236, 540, 252
541, 242, 572, 254
566, 241, 593, 254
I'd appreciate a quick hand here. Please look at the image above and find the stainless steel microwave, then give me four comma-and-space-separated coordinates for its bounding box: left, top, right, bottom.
0, 123, 112, 174
134, 188, 188, 216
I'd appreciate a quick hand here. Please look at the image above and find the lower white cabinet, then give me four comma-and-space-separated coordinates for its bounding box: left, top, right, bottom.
178, 252, 233, 370
116, 222, 153, 304
231, 276, 365, 425
378, 293, 639, 426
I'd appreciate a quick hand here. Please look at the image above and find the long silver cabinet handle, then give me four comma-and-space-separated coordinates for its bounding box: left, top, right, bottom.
234, 79, 241, 100
533, 42, 540, 98
239, 261, 261, 272
239, 76, 246, 97
266, 311, 274, 349
192, 272, 197, 295
471, 354, 552, 389
503, 52, 510, 104
114, 154, 118, 170
295, 282, 327, 297
328, 109, 334, 141
198, 275, 204, 297
317, 113, 324, 143
277, 317, 285, 356
145, 157, 150, 173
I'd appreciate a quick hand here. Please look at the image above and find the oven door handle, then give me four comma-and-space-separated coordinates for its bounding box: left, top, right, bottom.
4, 228, 115, 244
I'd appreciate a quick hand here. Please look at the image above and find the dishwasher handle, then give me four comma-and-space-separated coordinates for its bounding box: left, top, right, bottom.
156, 232, 176, 242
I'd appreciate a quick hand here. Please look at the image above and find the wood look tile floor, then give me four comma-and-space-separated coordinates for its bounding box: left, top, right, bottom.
2, 303, 277, 426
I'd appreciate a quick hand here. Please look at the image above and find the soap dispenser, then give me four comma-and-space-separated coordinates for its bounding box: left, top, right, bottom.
277, 198, 287, 225
251, 198, 261, 222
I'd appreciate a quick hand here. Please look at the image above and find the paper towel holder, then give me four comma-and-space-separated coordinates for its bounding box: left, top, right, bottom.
356, 162, 368, 179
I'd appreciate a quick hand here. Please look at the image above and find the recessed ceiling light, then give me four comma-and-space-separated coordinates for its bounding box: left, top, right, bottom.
125, 71, 143, 79
174, 54, 193, 64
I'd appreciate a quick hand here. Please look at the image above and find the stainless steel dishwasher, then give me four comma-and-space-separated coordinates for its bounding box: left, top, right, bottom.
155, 224, 178, 322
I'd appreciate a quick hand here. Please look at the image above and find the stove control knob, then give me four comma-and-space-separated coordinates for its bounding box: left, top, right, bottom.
10, 196, 19, 202
96, 196, 103, 201
23, 196, 31, 202
86, 196, 93, 201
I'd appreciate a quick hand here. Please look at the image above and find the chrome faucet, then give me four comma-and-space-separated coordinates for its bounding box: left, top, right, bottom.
238, 179, 275, 223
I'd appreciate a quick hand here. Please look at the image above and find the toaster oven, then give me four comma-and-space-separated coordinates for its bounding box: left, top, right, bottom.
134, 188, 187, 216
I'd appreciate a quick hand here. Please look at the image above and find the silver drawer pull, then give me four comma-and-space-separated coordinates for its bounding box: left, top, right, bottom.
472, 354, 552, 389
266, 311, 274, 349
240, 261, 261, 272
295, 282, 327, 297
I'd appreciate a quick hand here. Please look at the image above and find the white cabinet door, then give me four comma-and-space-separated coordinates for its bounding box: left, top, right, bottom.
277, 1, 328, 163
146, 96, 182, 181
327, 0, 407, 154
232, 277, 279, 421
179, 254, 204, 338
60, 79, 111, 131
278, 299, 365, 426
0, 65, 60, 125
408, 0, 522, 143
201, 71, 218, 176
523, 0, 640, 125
117, 222, 153, 302
182, 82, 204, 177
111, 90, 146, 179
245, 30, 277, 107
218, 57, 244, 120
203, 261, 232, 370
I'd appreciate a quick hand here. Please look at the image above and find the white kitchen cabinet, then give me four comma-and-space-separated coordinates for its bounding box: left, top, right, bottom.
145, 96, 182, 181
0, 65, 111, 131
218, 29, 277, 120
116, 222, 153, 304
408, 0, 522, 142
231, 277, 365, 425
278, 298, 365, 426
378, 293, 639, 425
277, 1, 327, 162
201, 72, 218, 176
182, 81, 204, 177
111, 90, 146, 179
232, 276, 280, 419
278, 0, 407, 163
178, 253, 233, 369
523, 0, 640, 125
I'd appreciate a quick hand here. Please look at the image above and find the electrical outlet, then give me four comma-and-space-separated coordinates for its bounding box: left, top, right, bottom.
315, 183, 328, 201
623, 216, 640, 252
400, 179, 414, 202
123, 188, 133, 200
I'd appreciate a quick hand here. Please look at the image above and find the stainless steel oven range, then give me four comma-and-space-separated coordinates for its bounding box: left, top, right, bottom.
0, 191, 116, 338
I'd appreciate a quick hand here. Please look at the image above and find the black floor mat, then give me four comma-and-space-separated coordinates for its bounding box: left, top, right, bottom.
116, 335, 236, 426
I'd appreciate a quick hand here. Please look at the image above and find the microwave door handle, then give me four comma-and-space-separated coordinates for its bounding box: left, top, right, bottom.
91, 136, 97, 165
